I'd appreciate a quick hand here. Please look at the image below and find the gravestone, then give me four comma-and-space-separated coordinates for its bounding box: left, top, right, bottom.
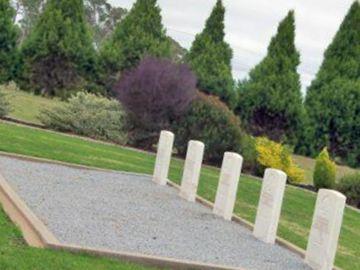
305, 189, 346, 270
153, 131, 174, 185
253, 168, 287, 244
213, 152, 243, 220
179, 140, 205, 202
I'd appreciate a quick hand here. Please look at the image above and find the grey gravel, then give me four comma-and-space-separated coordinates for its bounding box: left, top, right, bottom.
0, 155, 311, 270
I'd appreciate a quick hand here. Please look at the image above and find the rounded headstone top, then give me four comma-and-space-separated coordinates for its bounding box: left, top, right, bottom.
188, 140, 205, 148
265, 168, 287, 180
318, 189, 346, 200
160, 130, 174, 139
224, 152, 243, 162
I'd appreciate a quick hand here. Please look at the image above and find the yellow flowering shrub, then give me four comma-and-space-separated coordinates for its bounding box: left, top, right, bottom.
255, 137, 305, 183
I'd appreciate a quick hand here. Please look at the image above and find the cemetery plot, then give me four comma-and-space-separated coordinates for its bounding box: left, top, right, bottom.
0, 154, 310, 270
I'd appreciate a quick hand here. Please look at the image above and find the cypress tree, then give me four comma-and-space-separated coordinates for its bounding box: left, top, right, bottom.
100, 0, 171, 75
186, 0, 235, 108
304, 1, 360, 166
236, 11, 303, 144
0, 0, 19, 83
20, 0, 98, 97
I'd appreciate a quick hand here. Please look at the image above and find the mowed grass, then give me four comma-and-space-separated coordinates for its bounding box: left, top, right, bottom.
0, 121, 359, 270
2, 87, 63, 125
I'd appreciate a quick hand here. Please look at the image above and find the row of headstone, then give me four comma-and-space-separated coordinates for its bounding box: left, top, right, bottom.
152, 131, 346, 270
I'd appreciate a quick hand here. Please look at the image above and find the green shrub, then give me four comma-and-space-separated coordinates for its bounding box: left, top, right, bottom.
39, 92, 128, 144
0, 84, 10, 117
313, 148, 336, 190
172, 92, 242, 164
337, 173, 360, 208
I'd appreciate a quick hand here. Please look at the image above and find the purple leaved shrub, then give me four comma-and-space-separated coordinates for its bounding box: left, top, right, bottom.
114, 57, 197, 148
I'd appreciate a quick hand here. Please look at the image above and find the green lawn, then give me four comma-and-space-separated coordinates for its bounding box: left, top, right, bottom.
2, 87, 63, 125
0, 121, 359, 270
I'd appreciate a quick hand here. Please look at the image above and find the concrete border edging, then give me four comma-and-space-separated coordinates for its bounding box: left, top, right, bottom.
0, 152, 342, 270
48, 243, 244, 270
0, 173, 59, 247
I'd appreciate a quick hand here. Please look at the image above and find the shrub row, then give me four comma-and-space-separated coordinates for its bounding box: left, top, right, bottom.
38, 57, 243, 167
8, 82, 359, 207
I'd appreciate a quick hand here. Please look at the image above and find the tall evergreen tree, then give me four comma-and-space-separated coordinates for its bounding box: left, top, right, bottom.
20, 0, 98, 97
100, 0, 171, 76
303, 1, 360, 166
236, 11, 303, 144
0, 0, 19, 83
186, 0, 235, 108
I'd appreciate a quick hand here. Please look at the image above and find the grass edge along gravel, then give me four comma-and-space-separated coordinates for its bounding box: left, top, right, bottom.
0, 207, 159, 270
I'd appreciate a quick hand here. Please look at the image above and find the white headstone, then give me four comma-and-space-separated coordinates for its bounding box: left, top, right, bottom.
305, 189, 346, 270
213, 152, 243, 220
179, 140, 205, 202
153, 130, 174, 185
253, 168, 287, 244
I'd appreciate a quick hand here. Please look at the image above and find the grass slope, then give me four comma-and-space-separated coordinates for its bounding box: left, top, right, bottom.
0, 121, 359, 270
2, 87, 63, 125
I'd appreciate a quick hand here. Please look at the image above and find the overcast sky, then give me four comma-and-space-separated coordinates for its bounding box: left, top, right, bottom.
109, 0, 354, 93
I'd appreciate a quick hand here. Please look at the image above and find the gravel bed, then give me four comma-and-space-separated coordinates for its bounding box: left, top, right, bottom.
0, 155, 311, 270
